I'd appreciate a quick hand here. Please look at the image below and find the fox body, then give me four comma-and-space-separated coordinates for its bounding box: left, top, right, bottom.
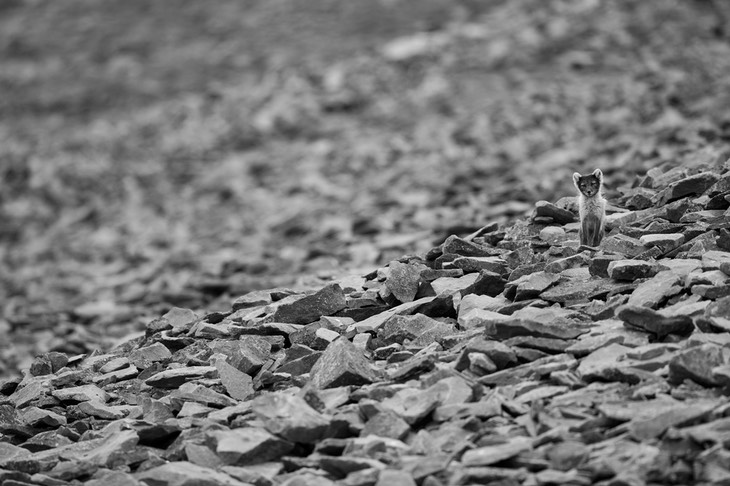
572, 169, 606, 247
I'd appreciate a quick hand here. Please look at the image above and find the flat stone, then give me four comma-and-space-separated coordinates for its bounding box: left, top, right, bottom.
599, 234, 646, 258
144, 366, 217, 389
444, 256, 508, 274
629, 400, 719, 440
378, 314, 454, 346
361, 410, 410, 440
639, 233, 685, 253
654, 171, 720, 205
19, 407, 66, 428
700, 296, 730, 332
252, 393, 331, 443
511, 272, 561, 300
589, 254, 625, 278
627, 271, 683, 308
534, 201, 576, 225
211, 427, 293, 465
271, 284, 347, 324
76, 400, 130, 420
539, 226, 567, 245
541, 277, 614, 303
442, 235, 499, 258
52, 384, 109, 403
617, 305, 694, 338
487, 318, 586, 340
544, 253, 589, 273
348, 296, 437, 334
577, 343, 631, 381
669, 344, 729, 387
135, 461, 250, 486
703, 250, 730, 270
457, 308, 510, 331
215, 359, 254, 401
461, 436, 533, 466
171, 382, 238, 408
309, 338, 378, 389
608, 260, 662, 281
455, 337, 517, 371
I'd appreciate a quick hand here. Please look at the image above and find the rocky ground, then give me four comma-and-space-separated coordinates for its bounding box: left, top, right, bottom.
1, 149, 730, 485
3, 1, 730, 485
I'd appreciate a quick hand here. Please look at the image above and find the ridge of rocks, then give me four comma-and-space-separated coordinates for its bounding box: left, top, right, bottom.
2, 157, 730, 486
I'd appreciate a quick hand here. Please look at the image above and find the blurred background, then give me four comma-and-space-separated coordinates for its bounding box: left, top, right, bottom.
1, 0, 730, 377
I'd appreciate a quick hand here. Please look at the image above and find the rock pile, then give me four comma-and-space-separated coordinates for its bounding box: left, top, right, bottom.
1, 158, 730, 486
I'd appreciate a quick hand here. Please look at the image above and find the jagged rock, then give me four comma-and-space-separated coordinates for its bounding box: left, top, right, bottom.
454, 337, 517, 371
461, 436, 533, 466
441, 235, 498, 258
627, 270, 683, 308
607, 260, 662, 281
639, 233, 685, 253
377, 314, 455, 347
509, 271, 561, 300
534, 201, 576, 224
270, 284, 347, 324
669, 343, 729, 387
617, 305, 694, 337
381, 261, 426, 304
144, 366, 217, 388
654, 172, 720, 205
210, 427, 293, 465
443, 256, 508, 274
252, 393, 331, 443
129, 342, 171, 369
599, 234, 646, 257
135, 461, 250, 486
540, 275, 614, 303
309, 338, 378, 389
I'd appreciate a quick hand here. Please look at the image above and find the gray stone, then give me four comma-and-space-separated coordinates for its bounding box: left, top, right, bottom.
216, 359, 254, 401
617, 305, 694, 338
534, 201, 577, 225
461, 436, 533, 466
144, 366, 217, 388
309, 338, 378, 389
252, 393, 331, 443
669, 344, 729, 387
271, 284, 347, 324
382, 261, 425, 304
444, 256, 508, 274
607, 260, 662, 281
599, 234, 646, 257
511, 272, 561, 300
627, 271, 683, 308
211, 427, 293, 465
52, 384, 109, 403
135, 461, 250, 486
442, 235, 499, 258
639, 233, 685, 253
654, 171, 720, 205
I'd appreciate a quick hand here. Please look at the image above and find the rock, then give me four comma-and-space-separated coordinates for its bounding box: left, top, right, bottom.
539, 226, 567, 245
144, 366, 217, 388
669, 344, 729, 387
534, 201, 577, 224
510, 271, 561, 300
377, 314, 454, 347
381, 261, 425, 304
454, 337, 517, 371
211, 427, 293, 465
252, 393, 331, 443
599, 234, 646, 257
129, 342, 171, 368
348, 296, 437, 334
461, 436, 533, 466
361, 410, 410, 440
135, 461, 250, 486
617, 305, 694, 338
441, 235, 498, 258
309, 338, 378, 389
52, 384, 109, 403
627, 271, 683, 308
271, 284, 347, 324
654, 172, 720, 205
607, 260, 662, 281
639, 233, 685, 253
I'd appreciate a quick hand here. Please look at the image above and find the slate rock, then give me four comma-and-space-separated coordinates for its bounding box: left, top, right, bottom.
607, 260, 662, 281
617, 305, 694, 338
211, 427, 293, 465
599, 234, 646, 257
454, 337, 517, 371
444, 256, 508, 274
144, 366, 217, 388
361, 410, 410, 440
627, 270, 683, 308
129, 342, 171, 369
309, 338, 378, 389
271, 284, 347, 324
377, 314, 453, 346
534, 201, 576, 225
441, 235, 498, 258
588, 253, 624, 278
639, 233, 685, 253
654, 171, 720, 205
510, 271, 561, 300
539, 226, 567, 245
381, 261, 425, 304
461, 436, 533, 466
348, 296, 437, 334
540, 276, 614, 303
252, 393, 331, 443
52, 384, 109, 404
135, 461, 250, 486
669, 343, 729, 387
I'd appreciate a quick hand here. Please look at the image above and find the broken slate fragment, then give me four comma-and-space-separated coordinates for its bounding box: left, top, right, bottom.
608, 260, 662, 281
381, 261, 425, 303
534, 201, 576, 225
617, 305, 694, 338
210, 427, 293, 465
669, 343, 729, 387
627, 271, 683, 308
461, 436, 533, 466
52, 384, 109, 404
144, 366, 217, 389
271, 284, 347, 324
654, 171, 719, 205
252, 393, 331, 443
135, 461, 250, 486
215, 359, 254, 401
309, 338, 379, 389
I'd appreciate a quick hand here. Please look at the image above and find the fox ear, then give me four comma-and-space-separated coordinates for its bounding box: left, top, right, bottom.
592, 168, 603, 182
572, 172, 581, 187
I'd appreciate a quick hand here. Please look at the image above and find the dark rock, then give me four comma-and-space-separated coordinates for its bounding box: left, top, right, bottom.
441, 235, 498, 258
252, 393, 331, 443
135, 461, 250, 486
271, 284, 347, 324
533, 201, 576, 225
607, 260, 662, 281
654, 172, 720, 205
669, 344, 729, 387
